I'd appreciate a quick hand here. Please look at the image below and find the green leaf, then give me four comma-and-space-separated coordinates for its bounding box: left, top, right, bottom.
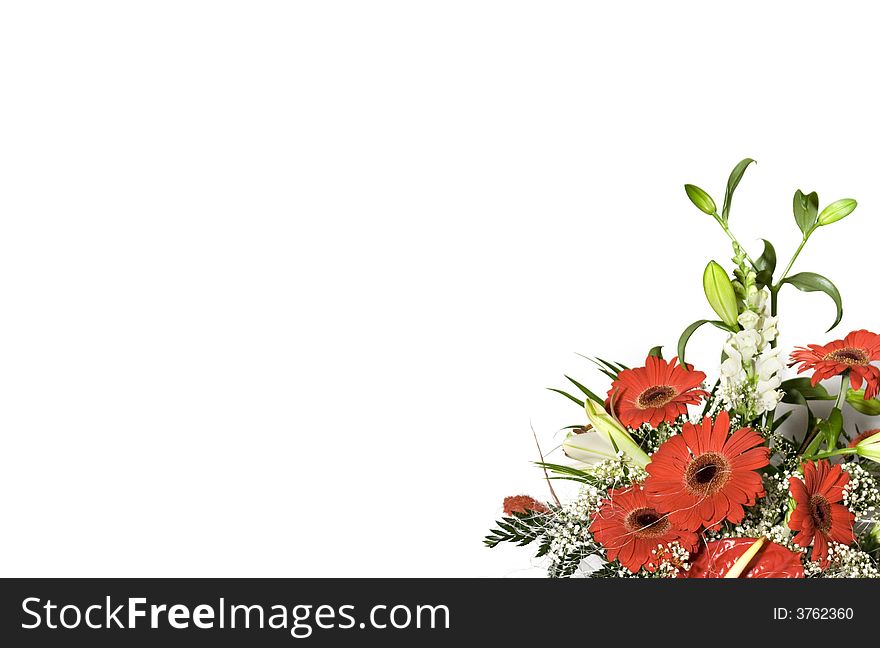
484, 510, 551, 549
580, 358, 616, 381
818, 198, 857, 226
819, 408, 844, 451
703, 261, 739, 328
722, 158, 755, 222
647, 345, 663, 359
577, 354, 628, 380
595, 358, 626, 377
678, 319, 731, 368
793, 190, 819, 237
780, 377, 834, 403
684, 184, 717, 215
780, 271, 843, 331
564, 375, 604, 405
546, 388, 584, 408
535, 462, 588, 477
771, 410, 793, 432
846, 389, 880, 415
535, 462, 597, 482
754, 239, 777, 287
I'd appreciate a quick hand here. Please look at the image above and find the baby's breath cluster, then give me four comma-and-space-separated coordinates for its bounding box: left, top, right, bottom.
805, 543, 880, 578
588, 456, 648, 492
646, 542, 691, 578
545, 485, 602, 578
634, 420, 681, 454
544, 458, 650, 578
842, 462, 880, 519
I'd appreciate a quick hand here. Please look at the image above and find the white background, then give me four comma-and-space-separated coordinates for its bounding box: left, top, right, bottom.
2, 2, 879, 577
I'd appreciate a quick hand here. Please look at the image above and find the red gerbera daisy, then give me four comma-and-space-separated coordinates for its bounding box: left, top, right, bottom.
788, 460, 855, 568
644, 411, 769, 531
849, 428, 880, 448
589, 484, 698, 573
684, 538, 804, 578
608, 356, 708, 429
790, 329, 880, 399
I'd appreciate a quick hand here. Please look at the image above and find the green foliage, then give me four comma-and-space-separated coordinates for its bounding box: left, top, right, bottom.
754, 239, 777, 287
722, 158, 755, 223
819, 408, 844, 451
535, 462, 601, 487
647, 345, 663, 358
780, 377, 833, 404
677, 319, 733, 368
793, 189, 819, 236
484, 511, 551, 550
546, 388, 584, 408
580, 356, 628, 379
779, 271, 843, 331
564, 375, 604, 404
771, 410, 793, 432
548, 550, 588, 578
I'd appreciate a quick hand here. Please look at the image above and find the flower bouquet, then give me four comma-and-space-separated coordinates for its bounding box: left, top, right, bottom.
485, 159, 880, 578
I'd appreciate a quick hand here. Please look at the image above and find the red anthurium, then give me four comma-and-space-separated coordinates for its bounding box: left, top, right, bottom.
685, 538, 804, 578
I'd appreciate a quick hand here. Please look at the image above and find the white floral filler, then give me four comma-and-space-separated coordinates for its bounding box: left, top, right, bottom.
718, 251, 783, 420
486, 159, 880, 578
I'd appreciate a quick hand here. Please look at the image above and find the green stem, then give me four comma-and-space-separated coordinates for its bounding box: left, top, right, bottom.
802, 424, 827, 457
702, 379, 720, 417
803, 447, 857, 461
712, 213, 756, 266
834, 372, 849, 412
764, 405, 776, 432
774, 229, 814, 290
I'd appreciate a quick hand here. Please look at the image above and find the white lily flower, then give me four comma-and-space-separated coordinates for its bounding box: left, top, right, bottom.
562, 428, 618, 467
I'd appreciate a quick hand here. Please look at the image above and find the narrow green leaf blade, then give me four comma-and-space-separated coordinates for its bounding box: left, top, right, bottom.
547, 388, 584, 408
595, 358, 626, 377
647, 345, 663, 358
564, 375, 604, 405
